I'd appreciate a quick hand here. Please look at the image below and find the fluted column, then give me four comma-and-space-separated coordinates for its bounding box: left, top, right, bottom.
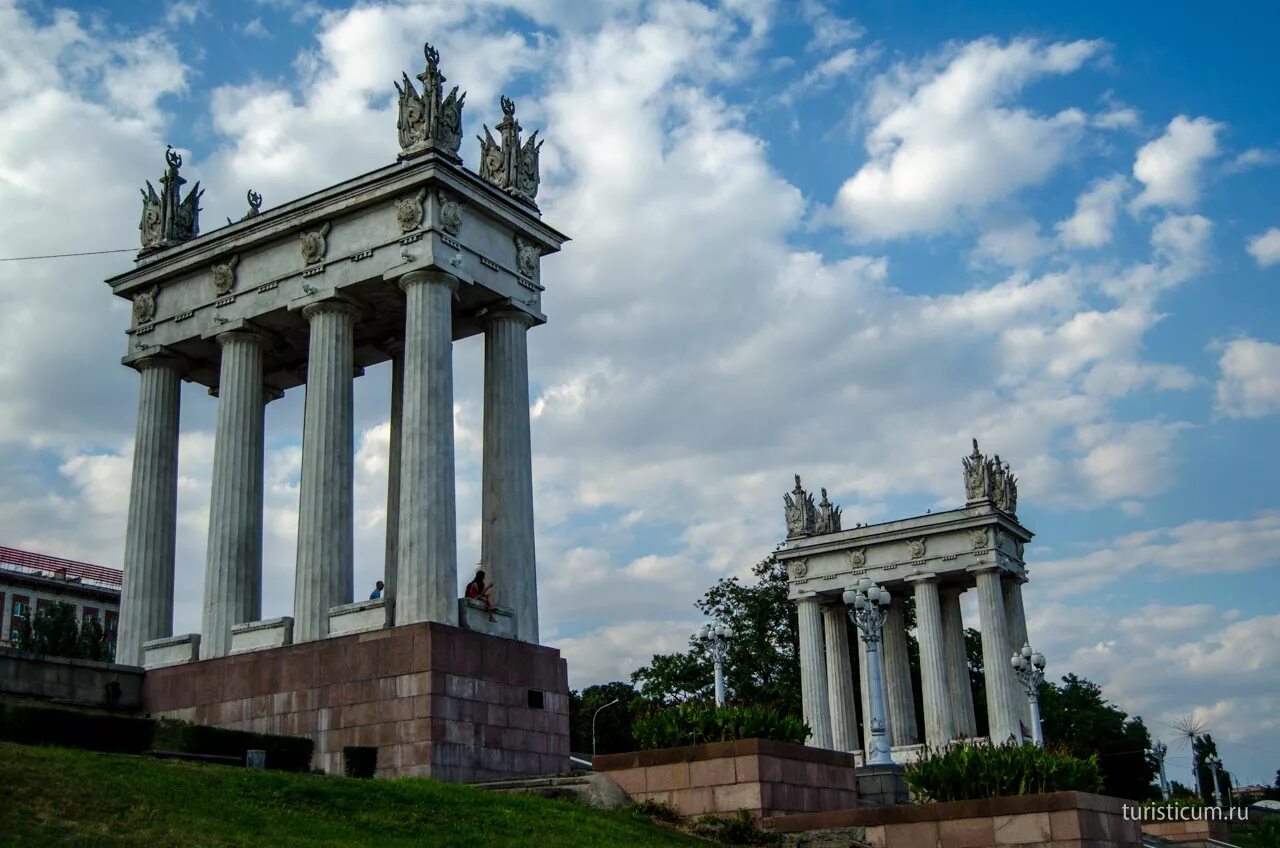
293, 300, 358, 642
201, 331, 267, 658
384, 341, 404, 625
117, 355, 183, 666
397, 270, 458, 626
882, 596, 918, 746
1004, 575, 1031, 728
797, 597, 833, 749
941, 586, 977, 738
912, 575, 954, 747
822, 603, 859, 753
976, 567, 1020, 743
481, 307, 538, 643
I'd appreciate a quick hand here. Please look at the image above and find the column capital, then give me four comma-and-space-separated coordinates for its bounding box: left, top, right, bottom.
399, 268, 459, 293
904, 572, 941, 584
126, 348, 188, 375
212, 328, 271, 349
477, 302, 537, 329
301, 297, 361, 322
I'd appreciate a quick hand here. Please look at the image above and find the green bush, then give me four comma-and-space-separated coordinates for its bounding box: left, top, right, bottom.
343, 746, 377, 778
1238, 817, 1280, 848
0, 703, 155, 754
904, 741, 1102, 802
689, 811, 781, 846
152, 720, 314, 772
632, 702, 809, 750
633, 798, 682, 823
12, 602, 115, 661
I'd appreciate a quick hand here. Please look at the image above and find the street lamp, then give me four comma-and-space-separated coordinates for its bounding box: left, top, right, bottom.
1152, 740, 1171, 800
1204, 754, 1224, 807
1010, 642, 1047, 746
844, 578, 893, 766
698, 622, 734, 707
592, 698, 620, 758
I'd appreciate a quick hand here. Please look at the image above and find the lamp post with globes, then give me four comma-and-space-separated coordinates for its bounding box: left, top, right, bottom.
1204, 754, 1224, 807
1011, 642, 1047, 746
844, 577, 894, 766
698, 622, 734, 707
1152, 740, 1171, 800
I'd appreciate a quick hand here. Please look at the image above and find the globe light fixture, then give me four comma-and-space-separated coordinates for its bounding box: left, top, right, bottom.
697, 621, 734, 707
1010, 641, 1047, 746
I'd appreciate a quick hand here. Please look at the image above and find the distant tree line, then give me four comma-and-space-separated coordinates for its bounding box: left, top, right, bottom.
12, 601, 116, 662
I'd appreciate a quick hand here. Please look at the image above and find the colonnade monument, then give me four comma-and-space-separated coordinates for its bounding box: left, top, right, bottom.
106, 45, 570, 780
777, 441, 1034, 764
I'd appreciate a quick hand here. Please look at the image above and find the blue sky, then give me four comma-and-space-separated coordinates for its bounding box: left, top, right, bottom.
0, 0, 1277, 785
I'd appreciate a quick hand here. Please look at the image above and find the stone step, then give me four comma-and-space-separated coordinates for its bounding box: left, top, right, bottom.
470, 772, 630, 810
471, 774, 592, 792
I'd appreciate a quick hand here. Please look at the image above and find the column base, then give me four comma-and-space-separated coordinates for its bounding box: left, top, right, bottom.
328, 599, 388, 637
142, 634, 201, 669
855, 763, 910, 807
458, 598, 517, 640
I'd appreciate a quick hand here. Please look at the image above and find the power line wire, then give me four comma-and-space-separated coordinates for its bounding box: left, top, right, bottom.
0, 247, 135, 262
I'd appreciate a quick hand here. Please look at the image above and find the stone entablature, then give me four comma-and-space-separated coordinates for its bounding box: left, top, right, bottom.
109, 155, 566, 394
779, 502, 1032, 601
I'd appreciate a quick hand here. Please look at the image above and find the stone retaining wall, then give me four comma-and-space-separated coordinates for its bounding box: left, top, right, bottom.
765, 790, 1142, 848
593, 738, 859, 820
1141, 817, 1231, 843
0, 647, 144, 710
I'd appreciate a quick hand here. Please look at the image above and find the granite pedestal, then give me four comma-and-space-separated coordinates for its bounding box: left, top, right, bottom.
141, 621, 570, 780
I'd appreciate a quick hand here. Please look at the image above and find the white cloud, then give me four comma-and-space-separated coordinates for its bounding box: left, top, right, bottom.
800, 0, 863, 53
1131, 115, 1222, 211
243, 18, 271, 39
1228, 147, 1278, 172
1215, 338, 1280, 419
973, 220, 1053, 267
1057, 175, 1128, 248
833, 38, 1102, 239
164, 1, 207, 27
1245, 227, 1280, 267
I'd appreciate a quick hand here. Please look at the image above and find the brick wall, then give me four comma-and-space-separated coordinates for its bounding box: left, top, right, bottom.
594, 738, 860, 820
142, 621, 570, 781
1141, 817, 1231, 843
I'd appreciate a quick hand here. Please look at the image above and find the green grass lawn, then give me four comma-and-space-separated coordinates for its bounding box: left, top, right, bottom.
0, 741, 709, 847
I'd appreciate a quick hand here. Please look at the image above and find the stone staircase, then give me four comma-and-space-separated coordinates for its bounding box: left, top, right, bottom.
470, 771, 630, 810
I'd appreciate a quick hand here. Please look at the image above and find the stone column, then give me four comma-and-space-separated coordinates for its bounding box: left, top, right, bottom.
117, 355, 183, 666
941, 586, 977, 738
383, 341, 404, 625
882, 596, 918, 746
481, 307, 538, 643
822, 603, 859, 753
396, 270, 458, 627
1004, 575, 1031, 728
976, 567, 1020, 743
912, 575, 954, 747
293, 300, 358, 642
201, 331, 267, 658
797, 597, 833, 749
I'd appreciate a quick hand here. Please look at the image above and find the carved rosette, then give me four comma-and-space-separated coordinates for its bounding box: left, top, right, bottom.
847, 548, 866, 568
132, 286, 159, 324
969, 528, 987, 550
789, 559, 808, 579
907, 539, 926, 559
211, 255, 240, 296
396, 188, 428, 233
439, 196, 463, 235
300, 222, 331, 265
515, 236, 539, 278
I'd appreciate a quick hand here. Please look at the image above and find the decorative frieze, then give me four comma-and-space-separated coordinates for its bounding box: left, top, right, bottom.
350, 249, 374, 262
396, 188, 427, 233
480, 257, 501, 272
515, 236, 540, 278
133, 285, 159, 325
256, 281, 278, 293
300, 222, 330, 265
211, 255, 239, 296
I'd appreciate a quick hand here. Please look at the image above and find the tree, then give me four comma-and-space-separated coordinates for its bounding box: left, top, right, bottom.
1038, 674, 1158, 800
632, 556, 803, 713
1193, 734, 1233, 804
13, 602, 114, 661
569, 682, 644, 756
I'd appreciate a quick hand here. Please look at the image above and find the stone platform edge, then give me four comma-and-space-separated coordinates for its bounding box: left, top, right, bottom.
592, 737, 861, 771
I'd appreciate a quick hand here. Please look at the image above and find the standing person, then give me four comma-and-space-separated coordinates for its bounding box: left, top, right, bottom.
369, 580, 384, 600
465, 570, 497, 622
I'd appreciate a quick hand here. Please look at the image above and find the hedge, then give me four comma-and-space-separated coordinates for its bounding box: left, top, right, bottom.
633, 702, 809, 750
904, 740, 1103, 802
0, 703, 313, 772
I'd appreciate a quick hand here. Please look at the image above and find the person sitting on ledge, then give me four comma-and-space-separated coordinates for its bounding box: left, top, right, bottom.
464, 570, 497, 622
369, 580, 384, 600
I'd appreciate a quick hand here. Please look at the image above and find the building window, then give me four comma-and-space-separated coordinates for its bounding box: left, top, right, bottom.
36, 598, 50, 613
83, 606, 98, 622
11, 595, 29, 641
104, 611, 118, 635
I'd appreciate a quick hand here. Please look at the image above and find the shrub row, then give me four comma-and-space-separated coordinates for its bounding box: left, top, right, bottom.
904, 740, 1103, 802
632, 702, 809, 750
0, 703, 313, 772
